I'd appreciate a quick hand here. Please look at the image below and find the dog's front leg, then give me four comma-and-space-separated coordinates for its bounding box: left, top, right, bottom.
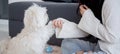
45, 21, 55, 38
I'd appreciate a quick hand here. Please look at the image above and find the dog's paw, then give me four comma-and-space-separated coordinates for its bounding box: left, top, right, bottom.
47, 21, 55, 29
47, 21, 52, 25
45, 21, 55, 36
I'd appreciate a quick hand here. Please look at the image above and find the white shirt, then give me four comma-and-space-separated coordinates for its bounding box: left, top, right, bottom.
78, 0, 120, 54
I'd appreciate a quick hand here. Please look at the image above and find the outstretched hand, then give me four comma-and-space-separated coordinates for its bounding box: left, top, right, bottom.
52, 19, 63, 28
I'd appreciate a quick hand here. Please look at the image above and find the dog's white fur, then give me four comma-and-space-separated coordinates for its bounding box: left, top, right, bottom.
0, 38, 10, 54
0, 4, 54, 54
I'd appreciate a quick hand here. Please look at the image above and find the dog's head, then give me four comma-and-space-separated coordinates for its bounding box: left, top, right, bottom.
24, 3, 48, 28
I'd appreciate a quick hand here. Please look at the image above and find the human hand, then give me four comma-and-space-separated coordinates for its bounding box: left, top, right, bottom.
52, 19, 63, 28
79, 5, 89, 16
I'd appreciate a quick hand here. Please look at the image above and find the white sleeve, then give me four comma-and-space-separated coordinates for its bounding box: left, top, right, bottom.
78, 8, 120, 43
55, 18, 89, 38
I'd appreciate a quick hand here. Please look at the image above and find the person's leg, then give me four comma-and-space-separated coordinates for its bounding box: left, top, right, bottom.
61, 39, 96, 54
92, 44, 106, 54
61, 39, 81, 54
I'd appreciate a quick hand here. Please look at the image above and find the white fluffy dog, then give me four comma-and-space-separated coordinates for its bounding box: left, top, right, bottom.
0, 4, 55, 54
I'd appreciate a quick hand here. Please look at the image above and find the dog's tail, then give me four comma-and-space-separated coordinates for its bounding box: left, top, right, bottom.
0, 37, 10, 54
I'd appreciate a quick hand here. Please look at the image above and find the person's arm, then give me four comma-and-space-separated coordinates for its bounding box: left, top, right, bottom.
78, 1, 120, 43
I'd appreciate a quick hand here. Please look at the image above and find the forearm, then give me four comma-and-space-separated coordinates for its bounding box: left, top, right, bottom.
78, 9, 117, 43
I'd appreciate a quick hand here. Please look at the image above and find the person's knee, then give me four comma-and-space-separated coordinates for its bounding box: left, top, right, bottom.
61, 39, 72, 48
61, 39, 82, 54
62, 39, 92, 51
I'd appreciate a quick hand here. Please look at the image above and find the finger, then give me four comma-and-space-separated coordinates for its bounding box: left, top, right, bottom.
60, 20, 63, 28
59, 20, 63, 28
79, 5, 86, 15
83, 5, 89, 9
79, 5, 82, 12
79, 5, 85, 11
79, 5, 83, 10
52, 20, 56, 28
54, 20, 59, 28
58, 20, 63, 28
57, 20, 61, 28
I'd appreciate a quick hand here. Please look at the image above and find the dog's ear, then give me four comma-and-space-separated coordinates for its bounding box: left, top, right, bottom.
23, 3, 39, 28
24, 9, 32, 28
